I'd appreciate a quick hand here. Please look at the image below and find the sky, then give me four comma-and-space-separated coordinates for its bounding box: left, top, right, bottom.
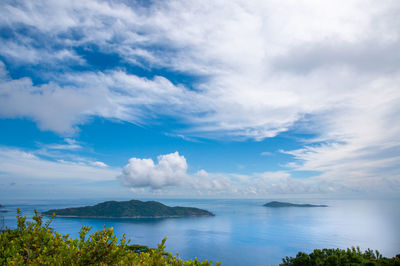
0, 0, 399, 200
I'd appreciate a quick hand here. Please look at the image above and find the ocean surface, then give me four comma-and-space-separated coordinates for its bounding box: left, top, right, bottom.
1, 198, 399, 265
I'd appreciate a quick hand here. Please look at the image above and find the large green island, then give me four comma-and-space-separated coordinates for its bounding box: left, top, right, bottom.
264, 201, 328, 207
42, 199, 214, 218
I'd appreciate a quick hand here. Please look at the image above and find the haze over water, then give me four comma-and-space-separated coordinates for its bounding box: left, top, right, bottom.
2, 198, 399, 265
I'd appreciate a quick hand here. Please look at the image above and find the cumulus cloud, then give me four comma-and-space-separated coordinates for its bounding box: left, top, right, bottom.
190, 170, 238, 192
118, 152, 188, 189
118, 152, 242, 192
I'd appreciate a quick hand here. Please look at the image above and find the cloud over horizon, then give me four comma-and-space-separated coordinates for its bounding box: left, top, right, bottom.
117, 152, 400, 196
0, 146, 398, 197
119, 152, 188, 189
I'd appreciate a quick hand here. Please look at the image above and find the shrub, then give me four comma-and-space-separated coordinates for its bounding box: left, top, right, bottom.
281, 247, 400, 266
0, 209, 219, 265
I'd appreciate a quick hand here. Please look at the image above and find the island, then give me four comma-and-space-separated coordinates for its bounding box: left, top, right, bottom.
42, 199, 215, 218
0, 204, 7, 213
263, 201, 327, 207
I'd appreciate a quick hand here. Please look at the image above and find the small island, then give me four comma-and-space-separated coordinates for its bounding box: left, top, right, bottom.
0, 204, 8, 213
0, 210, 8, 213
263, 201, 328, 207
42, 199, 215, 218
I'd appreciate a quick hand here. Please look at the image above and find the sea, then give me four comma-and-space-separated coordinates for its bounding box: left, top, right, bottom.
1, 198, 399, 266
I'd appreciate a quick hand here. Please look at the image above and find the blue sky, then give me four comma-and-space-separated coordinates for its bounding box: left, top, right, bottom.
0, 0, 399, 199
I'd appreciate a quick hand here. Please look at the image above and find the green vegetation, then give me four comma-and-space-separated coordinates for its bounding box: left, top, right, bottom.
0, 210, 219, 265
281, 248, 400, 266
264, 201, 328, 208
42, 200, 214, 218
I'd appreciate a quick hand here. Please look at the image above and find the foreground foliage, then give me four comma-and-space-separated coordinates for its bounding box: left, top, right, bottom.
281, 247, 400, 266
0, 210, 219, 265
2, 211, 399, 266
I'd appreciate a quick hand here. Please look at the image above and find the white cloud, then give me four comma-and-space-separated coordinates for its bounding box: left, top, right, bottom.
195, 169, 209, 178
0, 40, 84, 66
190, 170, 237, 192
1, 146, 398, 197
0, 147, 118, 181
1, 0, 398, 138
45, 138, 82, 150
0, 64, 192, 134
91, 161, 108, 168
118, 152, 188, 189
0, 69, 100, 134
117, 152, 400, 196
1, 0, 399, 140
118, 153, 243, 193
0, 0, 399, 193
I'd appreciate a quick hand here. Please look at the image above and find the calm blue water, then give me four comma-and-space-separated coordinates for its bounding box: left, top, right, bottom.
1, 198, 399, 265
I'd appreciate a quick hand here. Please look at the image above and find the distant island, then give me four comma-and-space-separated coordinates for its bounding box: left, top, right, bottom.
42, 200, 215, 218
0, 204, 7, 213
263, 201, 328, 207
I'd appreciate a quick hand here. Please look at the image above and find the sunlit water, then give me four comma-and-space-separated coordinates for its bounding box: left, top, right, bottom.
1, 198, 399, 265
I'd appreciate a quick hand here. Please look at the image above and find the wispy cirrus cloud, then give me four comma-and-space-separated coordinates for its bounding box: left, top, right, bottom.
1, 0, 398, 139
0, 147, 117, 182
45, 138, 82, 150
